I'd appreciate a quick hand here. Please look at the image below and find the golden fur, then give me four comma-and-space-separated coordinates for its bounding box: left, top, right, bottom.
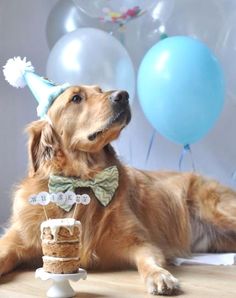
1, 85, 236, 295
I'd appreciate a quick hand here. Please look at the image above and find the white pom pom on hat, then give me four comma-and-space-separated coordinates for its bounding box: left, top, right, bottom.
3, 56, 70, 118
3, 57, 34, 88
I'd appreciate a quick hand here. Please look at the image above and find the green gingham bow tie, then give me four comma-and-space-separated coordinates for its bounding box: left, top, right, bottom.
48, 166, 119, 211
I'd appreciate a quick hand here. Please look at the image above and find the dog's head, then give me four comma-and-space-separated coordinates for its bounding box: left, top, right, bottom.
48, 85, 131, 152
27, 85, 131, 173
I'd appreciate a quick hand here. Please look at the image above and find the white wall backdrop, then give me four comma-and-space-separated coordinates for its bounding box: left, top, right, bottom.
1, 0, 236, 226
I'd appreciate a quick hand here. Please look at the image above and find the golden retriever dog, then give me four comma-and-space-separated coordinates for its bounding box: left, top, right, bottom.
0, 85, 236, 295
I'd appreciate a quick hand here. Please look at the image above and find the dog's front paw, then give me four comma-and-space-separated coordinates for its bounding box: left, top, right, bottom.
0, 256, 9, 277
146, 269, 180, 296
0, 257, 7, 277
0, 252, 17, 277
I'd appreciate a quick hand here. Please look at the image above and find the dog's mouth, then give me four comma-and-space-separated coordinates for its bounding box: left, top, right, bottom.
88, 108, 131, 141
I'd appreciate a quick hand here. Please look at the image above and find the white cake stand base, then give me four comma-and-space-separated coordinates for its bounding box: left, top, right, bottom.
35, 267, 87, 298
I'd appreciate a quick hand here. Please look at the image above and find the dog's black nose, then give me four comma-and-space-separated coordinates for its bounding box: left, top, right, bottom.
109, 91, 129, 105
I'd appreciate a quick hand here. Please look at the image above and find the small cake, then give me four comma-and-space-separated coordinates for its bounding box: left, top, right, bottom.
40, 218, 81, 274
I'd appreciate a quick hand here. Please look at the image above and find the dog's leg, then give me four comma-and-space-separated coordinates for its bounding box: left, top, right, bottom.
189, 175, 236, 252
0, 227, 40, 276
131, 243, 180, 296
0, 228, 22, 276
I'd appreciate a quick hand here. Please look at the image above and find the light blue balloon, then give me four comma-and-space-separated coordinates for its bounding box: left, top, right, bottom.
137, 36, 225, 145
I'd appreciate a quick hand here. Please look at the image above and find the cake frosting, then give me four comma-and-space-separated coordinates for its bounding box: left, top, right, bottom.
41, 218, 81, 274
41, 218, 81, 242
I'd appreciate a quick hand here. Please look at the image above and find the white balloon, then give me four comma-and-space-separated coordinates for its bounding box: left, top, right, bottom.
47, 28, 135, 102
215, 12, 236, 102
112, 0, 174, 70
73, 0, 154, 19
46, 0, 116, 49
149, 0, 175, 24
163, 0, 224, 49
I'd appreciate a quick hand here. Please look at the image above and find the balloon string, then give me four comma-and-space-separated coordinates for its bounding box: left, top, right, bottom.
145, 129, 156, 165
178, 144, 196, 172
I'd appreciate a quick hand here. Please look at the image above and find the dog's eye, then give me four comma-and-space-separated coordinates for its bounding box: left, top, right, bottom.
71, 94, 83, 104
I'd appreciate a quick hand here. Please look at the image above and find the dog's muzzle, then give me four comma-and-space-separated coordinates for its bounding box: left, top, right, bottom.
87, 90, 131, 141
109, 90, 131, 124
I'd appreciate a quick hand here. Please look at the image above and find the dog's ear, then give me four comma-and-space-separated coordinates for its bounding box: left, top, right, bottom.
26, 120, 61, 175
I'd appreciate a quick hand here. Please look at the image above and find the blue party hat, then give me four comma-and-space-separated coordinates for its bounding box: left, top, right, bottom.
3, 57, 70, 118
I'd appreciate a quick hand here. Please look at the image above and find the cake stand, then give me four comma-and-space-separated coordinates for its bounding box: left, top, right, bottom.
35, 267, 87, 298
